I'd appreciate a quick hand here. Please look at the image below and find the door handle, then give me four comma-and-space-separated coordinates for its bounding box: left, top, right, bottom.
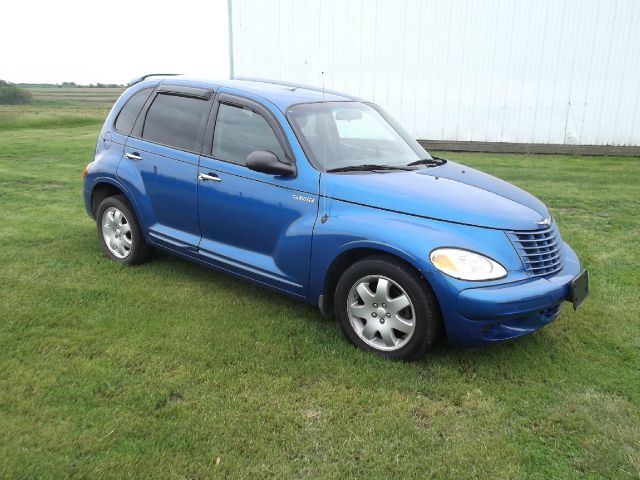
198, 172, 222, 182
125, 152, 142, 161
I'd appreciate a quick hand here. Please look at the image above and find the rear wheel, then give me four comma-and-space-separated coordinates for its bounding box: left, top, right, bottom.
96, 195, 149, 265
334, 255, 441, 360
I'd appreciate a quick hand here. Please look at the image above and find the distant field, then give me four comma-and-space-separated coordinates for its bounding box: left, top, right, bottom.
0, 88, 118, 130
0, 105, 108, 130
26, 87, 124, 108
0, 104, 639, 478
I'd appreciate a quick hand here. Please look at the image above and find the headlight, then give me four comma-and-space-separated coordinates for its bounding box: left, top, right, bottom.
430, 248, 507, 281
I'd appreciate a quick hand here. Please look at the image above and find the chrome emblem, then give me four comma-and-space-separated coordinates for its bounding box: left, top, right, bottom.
292, 194, 315, 203
536, 218, 551, 227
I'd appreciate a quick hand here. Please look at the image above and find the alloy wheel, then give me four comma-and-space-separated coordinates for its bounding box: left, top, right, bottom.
101, 207, 132, 259
347, 275, 416, 351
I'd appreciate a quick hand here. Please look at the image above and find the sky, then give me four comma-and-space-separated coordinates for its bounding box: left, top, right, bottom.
1, 0, 230, 85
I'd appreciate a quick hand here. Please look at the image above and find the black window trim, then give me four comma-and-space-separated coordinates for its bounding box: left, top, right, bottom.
131, 86, 216, 155
204, 92, 296, 168
113, 86, 156, 136
156, 84, 212, 100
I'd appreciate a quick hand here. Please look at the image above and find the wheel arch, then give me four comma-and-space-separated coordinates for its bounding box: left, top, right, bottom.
319, 245, 440, 317
89, 178, 145, 231
91, 182, 125, 217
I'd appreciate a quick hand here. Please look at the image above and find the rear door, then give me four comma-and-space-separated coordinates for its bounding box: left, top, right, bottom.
117, 85, 214, 251
196, 92, 319, 296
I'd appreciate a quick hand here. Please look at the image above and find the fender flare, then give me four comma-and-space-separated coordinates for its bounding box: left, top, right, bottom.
88, 176, 147, 232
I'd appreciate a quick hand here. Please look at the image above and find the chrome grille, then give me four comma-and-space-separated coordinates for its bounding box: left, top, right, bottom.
507, 223, 565, 277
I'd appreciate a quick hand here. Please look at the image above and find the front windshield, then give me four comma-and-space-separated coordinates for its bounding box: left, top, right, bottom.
287, 101, 431, 171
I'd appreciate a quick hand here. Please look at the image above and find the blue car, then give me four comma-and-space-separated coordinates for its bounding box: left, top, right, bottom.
83, 75, 588, 360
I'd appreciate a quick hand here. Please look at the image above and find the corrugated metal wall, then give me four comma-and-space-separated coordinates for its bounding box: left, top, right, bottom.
230, 0, 640, 146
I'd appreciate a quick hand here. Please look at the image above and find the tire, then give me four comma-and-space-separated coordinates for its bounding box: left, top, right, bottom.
334, 255, 442, 360
96, 194, 149, 265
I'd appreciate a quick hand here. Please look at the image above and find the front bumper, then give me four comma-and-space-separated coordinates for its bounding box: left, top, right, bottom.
423, 242, 582, 347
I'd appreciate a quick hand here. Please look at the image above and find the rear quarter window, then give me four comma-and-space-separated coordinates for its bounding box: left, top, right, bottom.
114, 87, 153, 135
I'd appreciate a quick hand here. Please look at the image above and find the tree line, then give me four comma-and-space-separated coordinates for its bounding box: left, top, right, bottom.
0, 80, 32, 104
18, 82, 126, 88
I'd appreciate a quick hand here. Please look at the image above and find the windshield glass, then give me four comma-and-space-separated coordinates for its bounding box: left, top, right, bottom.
287, 101, 431, 171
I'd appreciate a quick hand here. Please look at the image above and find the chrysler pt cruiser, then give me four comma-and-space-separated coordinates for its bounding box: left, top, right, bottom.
83, 75, 588, 360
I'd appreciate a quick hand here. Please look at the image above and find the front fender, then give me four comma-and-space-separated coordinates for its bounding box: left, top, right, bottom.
307, 197, 525, 304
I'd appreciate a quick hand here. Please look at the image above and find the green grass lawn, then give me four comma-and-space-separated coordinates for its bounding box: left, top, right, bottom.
0, 105, 639, 478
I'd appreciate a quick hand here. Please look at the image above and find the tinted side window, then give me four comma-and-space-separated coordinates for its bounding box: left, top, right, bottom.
115, 87, 153, 135
142, 94, 210, 152
212, 103, 286, 165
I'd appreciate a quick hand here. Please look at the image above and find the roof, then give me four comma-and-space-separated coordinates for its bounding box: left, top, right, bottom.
134, 75, 362, 111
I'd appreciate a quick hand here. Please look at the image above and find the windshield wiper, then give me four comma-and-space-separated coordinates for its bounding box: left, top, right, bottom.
326, 164, 415, 173
406, 156, 447, 167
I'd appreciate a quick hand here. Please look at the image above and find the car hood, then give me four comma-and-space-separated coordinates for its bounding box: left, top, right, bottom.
323, 161, 550, 230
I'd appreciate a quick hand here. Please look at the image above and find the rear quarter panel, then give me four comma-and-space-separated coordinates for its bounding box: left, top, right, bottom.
85, 81, 162, 222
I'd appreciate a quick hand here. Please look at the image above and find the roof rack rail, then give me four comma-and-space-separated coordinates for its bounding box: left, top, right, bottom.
128, 73, 182, 87
231, 76, 359, 100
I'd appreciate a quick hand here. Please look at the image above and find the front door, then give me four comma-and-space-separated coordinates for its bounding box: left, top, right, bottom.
197, 94, 319, 296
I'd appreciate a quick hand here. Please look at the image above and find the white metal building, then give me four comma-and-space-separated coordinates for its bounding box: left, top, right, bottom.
228, 0, 640, 152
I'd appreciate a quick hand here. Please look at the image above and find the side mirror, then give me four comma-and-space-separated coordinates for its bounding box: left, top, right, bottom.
246, 150, 296, 177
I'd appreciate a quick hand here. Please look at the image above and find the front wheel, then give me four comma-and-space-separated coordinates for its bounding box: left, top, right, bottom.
334, 255, 442, 360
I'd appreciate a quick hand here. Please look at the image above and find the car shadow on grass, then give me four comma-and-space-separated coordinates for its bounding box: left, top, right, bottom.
79, 227, 568, 387
144, 247, 564, 366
